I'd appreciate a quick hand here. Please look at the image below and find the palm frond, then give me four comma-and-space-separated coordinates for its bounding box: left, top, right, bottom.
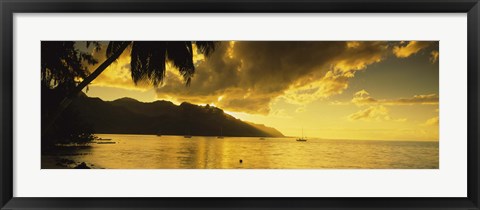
148, 42, 167, 86
86, 41, 102, 52
130, 42, 150, 84
128, 41, 217, 87
130, 41, 167, 86
194, 41, 217, 56
166, 41, 195, 85
41, 41, 91, 92
106, 41, 130, 57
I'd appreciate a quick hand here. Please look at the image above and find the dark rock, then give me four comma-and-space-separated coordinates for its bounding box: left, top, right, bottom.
74, 162, 91, 169
59, 158, 75, 165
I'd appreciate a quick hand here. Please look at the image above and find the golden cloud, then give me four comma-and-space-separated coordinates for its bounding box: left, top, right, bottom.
393, 41, 431, 58
351, 89, 439, 106
152, 41, 394, 114
346, 41, 361, 49
348, 105, 409, 122
281, 71, 350, 105
348, 105, 390, 121
78, 41, 436, 115
422, 116, 439, 126
430, 50, 439, 63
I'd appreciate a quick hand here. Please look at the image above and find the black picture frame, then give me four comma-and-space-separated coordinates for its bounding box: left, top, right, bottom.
1, 0, 479, 209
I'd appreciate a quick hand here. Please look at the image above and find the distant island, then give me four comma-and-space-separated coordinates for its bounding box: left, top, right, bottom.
67, 93, 284, 137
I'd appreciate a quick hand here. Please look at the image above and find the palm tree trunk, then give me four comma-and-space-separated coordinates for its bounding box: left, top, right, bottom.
42, 41, 131, 136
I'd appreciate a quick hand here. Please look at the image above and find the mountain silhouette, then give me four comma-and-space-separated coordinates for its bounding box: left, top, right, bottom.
67, 93, 284, 137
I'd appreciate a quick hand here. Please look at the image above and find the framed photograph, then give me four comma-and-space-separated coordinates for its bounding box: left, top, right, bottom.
1, 0, 479, 209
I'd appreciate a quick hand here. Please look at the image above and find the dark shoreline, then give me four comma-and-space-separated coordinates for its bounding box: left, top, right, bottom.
41, 156, 98, 169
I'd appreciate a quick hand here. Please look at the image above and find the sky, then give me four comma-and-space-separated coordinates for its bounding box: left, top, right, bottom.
79, 41, 439, 141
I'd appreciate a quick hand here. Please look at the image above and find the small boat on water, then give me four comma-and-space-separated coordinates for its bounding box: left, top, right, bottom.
217, 127, 224, 139
97, 141, 116, 144
184, 128, 192, 138
93, 138, 115, 143
95, 138, 112, 141
296, 128, 307, 142
259, 137, 265, 140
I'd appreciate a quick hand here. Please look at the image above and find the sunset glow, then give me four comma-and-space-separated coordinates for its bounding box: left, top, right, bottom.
81, 41, 439, 141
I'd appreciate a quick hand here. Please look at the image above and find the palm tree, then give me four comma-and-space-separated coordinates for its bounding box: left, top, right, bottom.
41, 41, 99, 95
42, 41, 217, 135
41, 41, 101, 147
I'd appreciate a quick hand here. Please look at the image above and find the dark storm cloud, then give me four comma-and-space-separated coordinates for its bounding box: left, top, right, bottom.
155, 41, 393, 114
79, 41, 437, 114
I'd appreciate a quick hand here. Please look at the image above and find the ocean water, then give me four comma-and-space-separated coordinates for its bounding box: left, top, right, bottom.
48, 134, 439, 169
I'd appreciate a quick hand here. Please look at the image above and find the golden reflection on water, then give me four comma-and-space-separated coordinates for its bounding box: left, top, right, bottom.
55, 134, 439, 169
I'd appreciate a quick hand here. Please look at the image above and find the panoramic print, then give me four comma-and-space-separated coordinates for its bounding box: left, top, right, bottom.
41, 41, 439, 169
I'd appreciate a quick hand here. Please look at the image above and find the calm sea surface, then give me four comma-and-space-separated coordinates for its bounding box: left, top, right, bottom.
53, 134, 439, 169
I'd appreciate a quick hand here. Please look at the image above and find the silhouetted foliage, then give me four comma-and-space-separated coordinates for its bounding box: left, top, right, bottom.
108, 41, 216, 86
42, 86, 96, 155
41, 42, 99, 150
41, 41, 98, 94
42, 41, 217, 141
